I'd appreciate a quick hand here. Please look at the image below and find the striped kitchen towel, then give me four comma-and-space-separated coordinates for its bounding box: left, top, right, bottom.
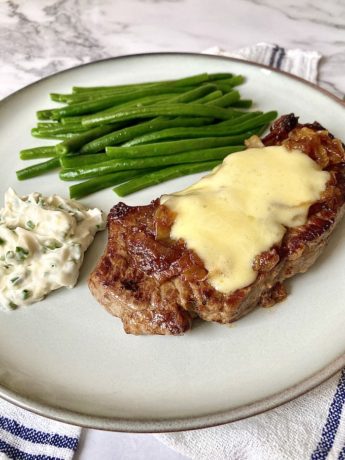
205, 43, 322, 83
157, 369, 345, 459
0, 397, 80, 459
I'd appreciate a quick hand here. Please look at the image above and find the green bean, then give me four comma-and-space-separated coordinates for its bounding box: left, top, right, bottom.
36, 122, 60, 129
231, 99, 253, 108
76, 84, 219, 153
59, 85, 215, 131
55, 124, 124, 156
210, 111, 261, 126
114, 161, 220, 197
32, 125, 89, 137
206, 90, 240, 108
59, 95, 175, 125
194, 90, 223, 104
60, 145, 245, 181
40, 93, 175, 121
225, 110, 277, 130
200, 73, 235, 81
36, 120, 83, 130
20, 146, 58, 160
72, 73, 233, 93
16, 157, 60, 180
57, 86, 217, 155
51, 90, 180, 105
31, 132, 78, 140
154, 84, 218, 105
122, 113, 254, 147
69, 91, 174, 121
81, 84, 217, 122
124, 111, 276, 146
61, 116, 87, 125
82, 103, 239, 128
37, 86, 191, 121
123, 126, 236, 147
37, 109, 55, 120
106, 132, 257, 159
58, 87, 183, 104
60, 153, 109, 169
73, 74, 209, 94
80, 116, 214, 154
215, 75, 245, 90
48, 92, 182, 121
50, 92, 96, 103
69, 169, 154, 199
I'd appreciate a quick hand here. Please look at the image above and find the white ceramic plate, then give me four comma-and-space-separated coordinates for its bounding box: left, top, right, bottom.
0, 53, 345, 432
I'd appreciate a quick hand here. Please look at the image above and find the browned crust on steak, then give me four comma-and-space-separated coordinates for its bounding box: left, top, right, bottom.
89, 114, 345, 335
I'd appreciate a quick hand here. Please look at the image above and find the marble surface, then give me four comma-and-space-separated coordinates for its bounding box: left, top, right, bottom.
0, 0, 344, 100
0, 0, 344, 459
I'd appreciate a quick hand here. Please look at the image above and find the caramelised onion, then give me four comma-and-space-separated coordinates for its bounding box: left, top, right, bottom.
283, 127, 345, 169
154, 204, 176, 241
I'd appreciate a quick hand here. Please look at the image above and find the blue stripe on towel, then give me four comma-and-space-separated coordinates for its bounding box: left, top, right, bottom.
276, 48, 285, 69
269, 45, 279, 67
0, 415, 78, 450
311, 369, 345, 460
0, 438, 60, 460
338, 445, 345, 460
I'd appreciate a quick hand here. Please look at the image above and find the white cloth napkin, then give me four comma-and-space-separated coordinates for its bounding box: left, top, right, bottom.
155, 44, 345, 460
0, 397, 80, 459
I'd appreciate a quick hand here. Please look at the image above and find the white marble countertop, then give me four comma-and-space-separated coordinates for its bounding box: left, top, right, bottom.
0, 0, 344, 458
1, 0, 345, 99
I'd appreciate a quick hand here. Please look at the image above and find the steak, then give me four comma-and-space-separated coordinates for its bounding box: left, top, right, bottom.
89, 114, 345, 335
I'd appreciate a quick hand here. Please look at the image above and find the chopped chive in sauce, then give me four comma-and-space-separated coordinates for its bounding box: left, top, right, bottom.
22, 289, 31, 300
10, 276, 21, 285
15, 246, 29, 261
26, 220, 35, 230
9, 302, 18, 310
0, 237, 5, 246
44, 241, 62, 250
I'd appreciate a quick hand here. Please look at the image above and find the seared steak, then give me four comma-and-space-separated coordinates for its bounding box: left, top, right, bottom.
89, 114, 345, 335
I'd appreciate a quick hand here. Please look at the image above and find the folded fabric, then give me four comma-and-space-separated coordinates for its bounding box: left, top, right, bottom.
204, 43, 321, 83
157, 370, 345, 460
0, 397, 80, 459
155, 43, 345, 460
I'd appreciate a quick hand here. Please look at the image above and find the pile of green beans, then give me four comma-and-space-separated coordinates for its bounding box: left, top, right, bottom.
16, 72, 278, 198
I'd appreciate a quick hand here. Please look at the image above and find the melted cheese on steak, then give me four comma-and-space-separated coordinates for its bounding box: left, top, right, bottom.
161, 146, 330, 294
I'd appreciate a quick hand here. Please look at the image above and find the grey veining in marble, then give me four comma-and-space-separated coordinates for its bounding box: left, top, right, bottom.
0, 0, 344, 100
245, 0, 345, 29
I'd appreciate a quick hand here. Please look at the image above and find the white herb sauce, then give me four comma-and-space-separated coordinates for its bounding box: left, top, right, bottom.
0, 188, 105, 310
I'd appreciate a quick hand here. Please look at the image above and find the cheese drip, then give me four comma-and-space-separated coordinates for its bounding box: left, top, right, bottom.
161, 146, 330, 294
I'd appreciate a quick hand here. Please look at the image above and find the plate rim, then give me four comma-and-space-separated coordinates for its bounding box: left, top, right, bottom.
2, 51, 344, 108
0, 51, 344, 432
